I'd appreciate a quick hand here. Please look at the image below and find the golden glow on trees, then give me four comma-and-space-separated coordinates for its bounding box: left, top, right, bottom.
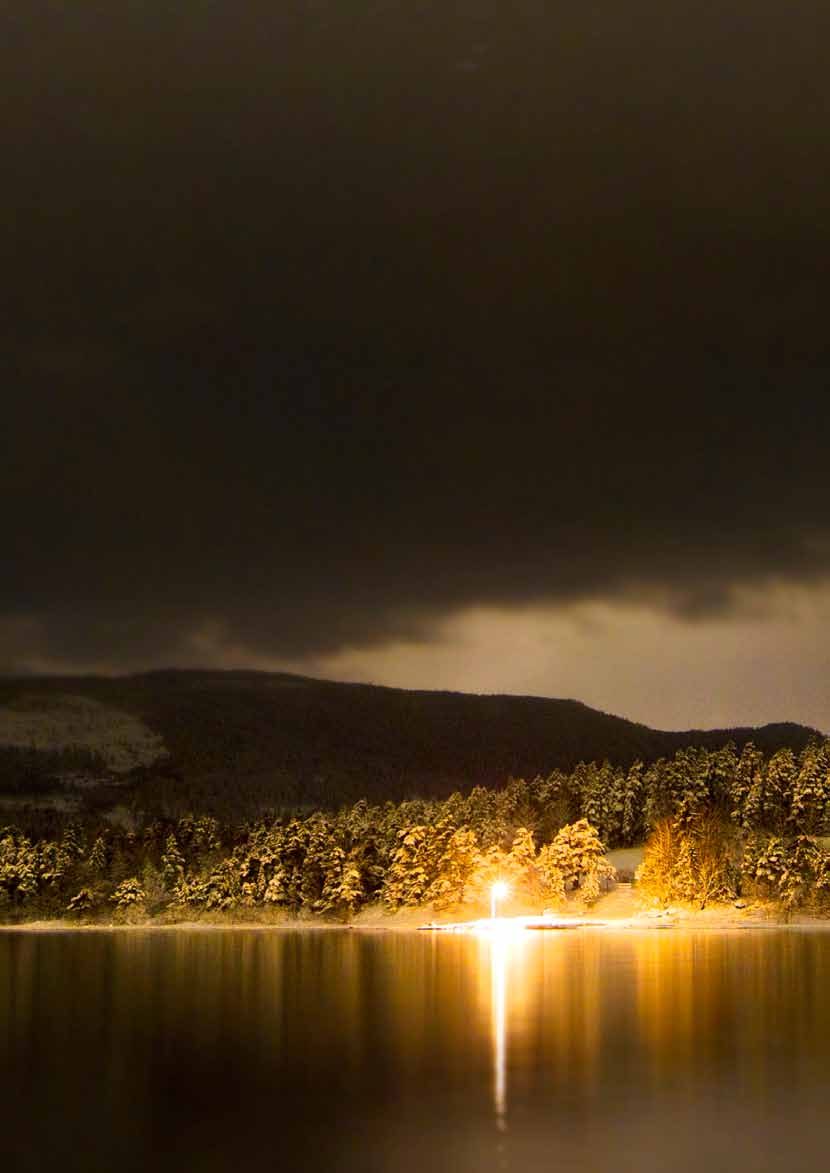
3, 740, 830, 921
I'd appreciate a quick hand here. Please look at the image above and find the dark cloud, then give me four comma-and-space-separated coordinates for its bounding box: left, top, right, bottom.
3, 2, 830, 674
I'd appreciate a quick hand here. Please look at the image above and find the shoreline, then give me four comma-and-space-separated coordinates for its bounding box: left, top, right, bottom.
3, 906, 830, 933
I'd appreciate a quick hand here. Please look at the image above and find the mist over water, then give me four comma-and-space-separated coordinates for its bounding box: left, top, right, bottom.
3, 928, 830, 1172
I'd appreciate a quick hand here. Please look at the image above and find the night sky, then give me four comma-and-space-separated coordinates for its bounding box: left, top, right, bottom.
4, 2, 830, 730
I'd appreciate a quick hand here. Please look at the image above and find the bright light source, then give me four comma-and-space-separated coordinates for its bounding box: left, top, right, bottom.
491, 880, 509, 919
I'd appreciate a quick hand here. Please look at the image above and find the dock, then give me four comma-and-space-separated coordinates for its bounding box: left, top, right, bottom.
418, 915, 609, 933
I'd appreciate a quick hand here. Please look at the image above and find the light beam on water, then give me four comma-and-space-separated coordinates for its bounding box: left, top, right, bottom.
490, 933, 508, 1130
479, 923, 525, 1131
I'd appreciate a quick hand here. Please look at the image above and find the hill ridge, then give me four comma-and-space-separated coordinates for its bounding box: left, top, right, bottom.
0, 669, 821, 820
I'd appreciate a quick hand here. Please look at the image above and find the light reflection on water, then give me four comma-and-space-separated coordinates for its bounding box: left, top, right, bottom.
487, 931, 509, 1128
3, 928, 830, 1172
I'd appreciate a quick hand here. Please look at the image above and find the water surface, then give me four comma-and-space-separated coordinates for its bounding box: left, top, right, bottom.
2, 928, 830, 1172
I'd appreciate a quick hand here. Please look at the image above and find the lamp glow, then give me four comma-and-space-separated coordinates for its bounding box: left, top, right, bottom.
490, 880, 509, 920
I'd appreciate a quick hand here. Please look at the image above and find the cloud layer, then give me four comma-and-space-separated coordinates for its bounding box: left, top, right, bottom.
3, 3, 830, 723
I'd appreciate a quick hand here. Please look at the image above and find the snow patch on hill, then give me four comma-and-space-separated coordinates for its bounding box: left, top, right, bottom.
0, 694, 167, 773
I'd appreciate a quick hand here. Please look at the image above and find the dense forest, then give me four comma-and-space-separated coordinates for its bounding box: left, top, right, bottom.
2, 740, 830, 922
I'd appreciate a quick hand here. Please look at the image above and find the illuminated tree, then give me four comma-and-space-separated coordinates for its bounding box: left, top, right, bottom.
537, 819, 612, 907
425, 827, 479, 908
0, 830, 40, 907
161, 834, 185, 890
638, 814, 734, 908
742, 831, 830, 912
319, 847, 365, 918
110, 877, 145, 909
382, 825, 436, 908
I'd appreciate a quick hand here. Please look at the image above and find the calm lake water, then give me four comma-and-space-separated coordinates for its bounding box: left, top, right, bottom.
2, 928, 830, 1172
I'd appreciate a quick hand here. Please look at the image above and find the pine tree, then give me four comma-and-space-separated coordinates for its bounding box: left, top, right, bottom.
110, 877, 145, 909
789, 743, 830, 834
504, 827, 538, 898
88, 836, 109, 877
536, 819, 612, 908
733, 742, 766, 830
61, 823, 83, 862
161, 834, 185, 890
621, 761, 644, 845
764, 747, 796, 830
425, 827, 479, 909
382, 826, 433, 908
319, 847, 365, 918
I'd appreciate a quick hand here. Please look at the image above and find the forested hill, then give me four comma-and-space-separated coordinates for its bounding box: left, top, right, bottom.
0, 670, 820, 820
